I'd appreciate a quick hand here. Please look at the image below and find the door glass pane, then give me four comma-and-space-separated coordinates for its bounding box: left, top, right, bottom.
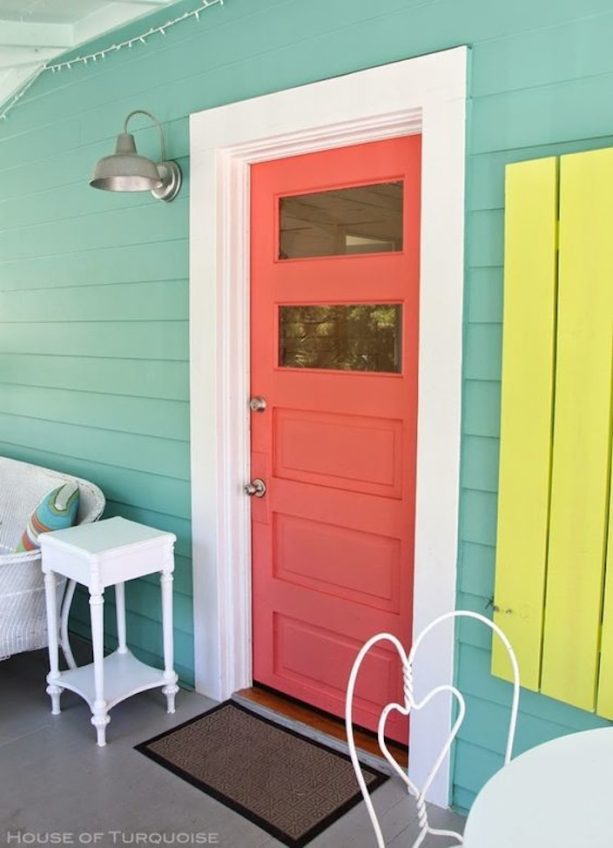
279, 304, 402, 372
279, 182, 403, 259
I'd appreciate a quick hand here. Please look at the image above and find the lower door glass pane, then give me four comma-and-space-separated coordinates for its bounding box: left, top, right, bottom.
279, 304, 402, 372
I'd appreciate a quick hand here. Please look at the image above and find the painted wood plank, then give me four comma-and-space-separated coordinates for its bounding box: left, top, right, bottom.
0, 240, 188, 290
460, 490, 499, 547
0, 385, 189, 441
453, 739, 504, 795
0, 280, 188, 323
467, 268, 504, 323
453, 786, 477, 815
472, 72, 613, 155
0, 412, 189, 479
463, 381, 501, 438
458, 693, 579, 758
472, 11, 613, 98
0, 355, 189, 401
462, 643, 612, 732
468, 139, 613, 213
0, 321, 188, 360
596, 442, 613, 719
467, 210, 504, 267
464, 325, 502, 381
459, 542, 496, 599
0, 443, 191, 519
0, 198, 187, 261
457, 594, 498, 651
0, 115, 82, 175
492, 157, 558, 690
541, 148, 613, 710
461, 435, 500, 493
0, 169, 190, 232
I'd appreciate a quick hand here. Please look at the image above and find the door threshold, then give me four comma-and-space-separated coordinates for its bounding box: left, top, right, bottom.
236, 684, 408, 769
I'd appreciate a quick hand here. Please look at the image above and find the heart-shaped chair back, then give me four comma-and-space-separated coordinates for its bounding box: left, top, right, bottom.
345, 610, 520, 848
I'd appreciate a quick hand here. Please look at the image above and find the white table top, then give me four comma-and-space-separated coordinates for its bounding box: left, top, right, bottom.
463, 727, 613, 847
40, 516, 175, 555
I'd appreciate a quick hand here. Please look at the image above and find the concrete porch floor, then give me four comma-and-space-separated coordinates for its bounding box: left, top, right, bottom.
0, 647, 464, 847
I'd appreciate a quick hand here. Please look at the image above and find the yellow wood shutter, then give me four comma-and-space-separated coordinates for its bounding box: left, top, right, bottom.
492, 158, 558, 690
540, 149, 613, 710
493, 149, 613, 715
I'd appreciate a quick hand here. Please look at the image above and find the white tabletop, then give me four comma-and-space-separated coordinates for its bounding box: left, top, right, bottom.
463, 727, 613, 847
40, 516, 175, 555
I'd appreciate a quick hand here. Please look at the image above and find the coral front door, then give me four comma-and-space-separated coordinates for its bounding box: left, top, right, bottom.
250, 136, 421, 743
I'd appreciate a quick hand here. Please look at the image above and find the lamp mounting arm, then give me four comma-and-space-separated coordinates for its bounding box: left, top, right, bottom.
123, 109, 167, 162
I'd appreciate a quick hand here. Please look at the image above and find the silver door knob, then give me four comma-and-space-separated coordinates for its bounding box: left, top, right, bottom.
244, 478, 267, 498
249, 396, 267, 412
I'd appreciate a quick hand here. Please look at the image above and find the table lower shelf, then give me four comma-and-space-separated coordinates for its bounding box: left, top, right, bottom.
54, 649, 170, 711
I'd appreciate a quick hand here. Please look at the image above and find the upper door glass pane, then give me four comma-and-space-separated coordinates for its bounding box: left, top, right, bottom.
279, 181, 403, 260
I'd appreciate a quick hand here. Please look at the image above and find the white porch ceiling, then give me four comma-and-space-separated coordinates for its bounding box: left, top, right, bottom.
0, 0, 180, 108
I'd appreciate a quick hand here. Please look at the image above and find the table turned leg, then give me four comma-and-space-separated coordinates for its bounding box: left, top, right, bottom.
44, 570, 63, 715
115, 581, 128, 654
161, 568, 179, 713
89, 589, 110, 746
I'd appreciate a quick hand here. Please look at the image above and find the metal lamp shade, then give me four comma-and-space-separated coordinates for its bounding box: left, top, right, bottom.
89, 132, 162, 192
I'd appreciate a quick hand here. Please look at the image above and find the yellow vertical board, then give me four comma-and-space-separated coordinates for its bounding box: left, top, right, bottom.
597, 433, 613, 719
541, 149, 613, 711
492, 158, 558, 689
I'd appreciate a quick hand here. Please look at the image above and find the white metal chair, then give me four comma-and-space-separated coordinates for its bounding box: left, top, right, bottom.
345, 611, 520, 848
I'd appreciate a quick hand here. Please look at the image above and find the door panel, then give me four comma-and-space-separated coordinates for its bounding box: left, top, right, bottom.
273, 512, 402, 612
274, 408, 403, 496
250, 136, 421, 742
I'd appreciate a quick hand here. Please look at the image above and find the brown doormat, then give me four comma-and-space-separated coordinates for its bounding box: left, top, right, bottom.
135, 700, 389, 847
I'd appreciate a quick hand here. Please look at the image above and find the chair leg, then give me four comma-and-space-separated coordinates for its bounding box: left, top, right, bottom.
59, 579, 77, 670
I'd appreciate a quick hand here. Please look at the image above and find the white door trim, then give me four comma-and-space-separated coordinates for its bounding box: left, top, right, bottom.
189, 46, 467, 807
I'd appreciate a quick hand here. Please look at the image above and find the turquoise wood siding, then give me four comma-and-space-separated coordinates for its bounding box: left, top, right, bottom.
1, 0, 611, 807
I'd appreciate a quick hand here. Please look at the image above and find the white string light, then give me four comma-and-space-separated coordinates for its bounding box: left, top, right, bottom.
0, 0, 224, 123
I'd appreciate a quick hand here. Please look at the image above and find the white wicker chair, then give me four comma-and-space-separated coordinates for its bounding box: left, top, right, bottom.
0, 457, 105, 665
345, 611, 520, 848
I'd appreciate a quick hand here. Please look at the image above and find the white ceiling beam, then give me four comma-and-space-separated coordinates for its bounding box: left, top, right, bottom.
0, 20, 74, 49
0, 46, 62, 70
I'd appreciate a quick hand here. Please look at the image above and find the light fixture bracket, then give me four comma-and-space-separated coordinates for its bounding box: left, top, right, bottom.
153, 161, 182, 203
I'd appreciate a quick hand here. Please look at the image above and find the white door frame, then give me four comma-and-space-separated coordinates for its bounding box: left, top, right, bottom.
189, 46, 467, 807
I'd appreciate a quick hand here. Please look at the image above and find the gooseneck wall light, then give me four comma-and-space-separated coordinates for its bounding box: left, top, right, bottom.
90, 109, 182, 202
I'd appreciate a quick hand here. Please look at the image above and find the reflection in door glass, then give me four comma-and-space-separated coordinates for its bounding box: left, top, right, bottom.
279, 304, 402, 372
279, 182, 403, 259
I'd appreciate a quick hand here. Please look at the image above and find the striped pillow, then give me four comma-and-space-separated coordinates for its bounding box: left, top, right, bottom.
15, 482, 80, 552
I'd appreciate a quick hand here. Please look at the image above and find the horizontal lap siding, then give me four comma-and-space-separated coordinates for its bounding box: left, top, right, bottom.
1, 0, 612, 803
0, 36, 193, 678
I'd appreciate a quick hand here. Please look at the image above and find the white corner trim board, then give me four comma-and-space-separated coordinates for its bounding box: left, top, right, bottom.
189, 46, 468, 809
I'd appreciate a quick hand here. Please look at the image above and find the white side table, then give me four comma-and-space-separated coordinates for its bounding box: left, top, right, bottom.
40, 516, 179, 746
